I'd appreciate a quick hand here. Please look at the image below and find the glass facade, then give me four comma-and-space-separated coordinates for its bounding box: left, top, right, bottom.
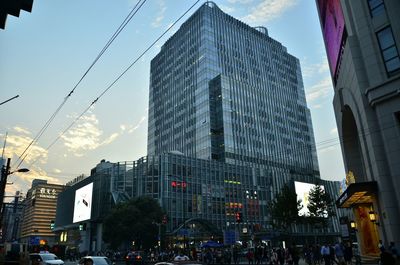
148, 2, 319, 177
107, 154, 342, 242
143, 2, 341, 241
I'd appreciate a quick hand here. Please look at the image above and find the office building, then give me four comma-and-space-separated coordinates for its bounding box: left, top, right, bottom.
316, 0, 400, 253
146, 1, 343, 242
148, 2, 319, 179
55, 2, 347, 251
19, 179, 64, 246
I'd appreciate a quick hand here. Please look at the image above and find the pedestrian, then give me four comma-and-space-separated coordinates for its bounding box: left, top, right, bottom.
233, 247, 239, 265
247, 248, 255, 265
389, 242, 398, 259
271, 249, 279, 265
256, 246, 263, 265
379, 240, 386, 252
343, 242, 353, 265
321, 243, 331, 265
277, 247, 285, 265
224, 248, 232, 265
334, 242, 344, 265
285, 247, 293, 265
290, 244, 300, 265
313, 245, 321, 265
205, 249, 214, 265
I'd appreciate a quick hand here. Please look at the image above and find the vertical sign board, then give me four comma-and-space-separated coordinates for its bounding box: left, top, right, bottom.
316, 0, 346, 77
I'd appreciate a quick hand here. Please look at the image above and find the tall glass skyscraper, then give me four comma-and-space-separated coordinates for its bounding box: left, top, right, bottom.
148, 2, 319, 177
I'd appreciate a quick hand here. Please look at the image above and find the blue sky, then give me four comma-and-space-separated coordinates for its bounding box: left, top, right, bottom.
0, 0, 345, 198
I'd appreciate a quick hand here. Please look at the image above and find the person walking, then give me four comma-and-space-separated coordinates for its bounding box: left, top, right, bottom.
233, 247, 239, 265
321, 244, 331, 265
343, 242, 353, 265
334, 242, 344, 265
247, 248, 255, 265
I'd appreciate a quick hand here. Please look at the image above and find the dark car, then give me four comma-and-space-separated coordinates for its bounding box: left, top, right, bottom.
125, 251, 145, 265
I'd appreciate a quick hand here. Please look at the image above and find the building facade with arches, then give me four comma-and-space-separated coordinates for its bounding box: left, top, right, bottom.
316, 0, 400, 253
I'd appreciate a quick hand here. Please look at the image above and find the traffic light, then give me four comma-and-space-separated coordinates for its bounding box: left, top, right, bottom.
235, 212, 242, 223
50, 220, 55, 230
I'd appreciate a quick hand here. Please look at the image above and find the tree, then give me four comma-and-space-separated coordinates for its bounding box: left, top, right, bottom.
269, 184, 302, 230
307, 184, 335, 227
103, 196, 164, 250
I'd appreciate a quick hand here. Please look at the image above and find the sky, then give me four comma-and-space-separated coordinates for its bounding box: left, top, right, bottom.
0, 0, 346, 200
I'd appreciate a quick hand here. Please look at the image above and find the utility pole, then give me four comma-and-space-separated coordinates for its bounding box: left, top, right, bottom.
0, 158, 11, 229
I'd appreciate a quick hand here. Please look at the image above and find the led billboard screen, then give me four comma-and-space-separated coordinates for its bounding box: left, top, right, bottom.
294, 181, 325, 216
73, 182, 93, 223
317, 0, 346, 77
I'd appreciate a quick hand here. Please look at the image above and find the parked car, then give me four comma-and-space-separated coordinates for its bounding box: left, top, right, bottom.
78, 256, 114, 265
29, 252, 64, 265
154, 262, 203, 265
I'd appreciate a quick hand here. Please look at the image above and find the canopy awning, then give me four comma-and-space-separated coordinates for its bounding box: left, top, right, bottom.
336, 181, 378, 208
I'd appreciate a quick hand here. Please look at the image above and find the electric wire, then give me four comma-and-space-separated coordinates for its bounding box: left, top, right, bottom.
13, 0, 147, 170
19, 0, 399, 173
25, 0, 203, 170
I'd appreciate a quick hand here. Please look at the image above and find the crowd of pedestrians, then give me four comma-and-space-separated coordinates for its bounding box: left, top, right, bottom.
67, 240, 399, 265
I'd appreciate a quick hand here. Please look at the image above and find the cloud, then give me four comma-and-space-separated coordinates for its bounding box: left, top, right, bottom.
302, 60, 330, 78
5, 166, 63, 201
228, 0, 253, 3
152, 0, 166, 28
129, 116, 146, 133
14, 126, 31, 135
1, 127, 48, 166
60, 113, 147, 156
242, 0, 298, 25
219, 5, 236, 14
61, 113, 121, 156
125, 115, 147, 133
306, 76, 333, 102
0, 127, 64, 200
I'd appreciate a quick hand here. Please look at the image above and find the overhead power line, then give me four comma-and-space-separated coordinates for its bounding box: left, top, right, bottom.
25, 0, 203, 170
13, 0, 147, 169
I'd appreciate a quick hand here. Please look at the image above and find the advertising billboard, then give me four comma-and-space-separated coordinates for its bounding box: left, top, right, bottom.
73, 182, 93, 223
317, 0, 346, 77
294, 181, 325, 216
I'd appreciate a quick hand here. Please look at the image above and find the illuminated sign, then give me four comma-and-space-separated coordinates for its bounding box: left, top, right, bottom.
317, 0, 346, 77
32, 188, 58, 199
171, 181, 187, 188
294, 181, 326, 216
73, 183, 93, 223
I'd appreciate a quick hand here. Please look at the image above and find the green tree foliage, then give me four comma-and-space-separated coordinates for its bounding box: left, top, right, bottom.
307, 184, 335, 226
103, 196, 164, 250
269, 184, 302, 230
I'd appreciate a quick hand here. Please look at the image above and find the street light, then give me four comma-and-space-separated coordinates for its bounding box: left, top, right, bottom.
0, 158, 29, 228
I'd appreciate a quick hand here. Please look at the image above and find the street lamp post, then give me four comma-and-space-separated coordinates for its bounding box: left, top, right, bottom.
0, 158, 29, 228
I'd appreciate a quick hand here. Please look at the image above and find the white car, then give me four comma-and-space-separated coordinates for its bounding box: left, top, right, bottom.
29, 253, 64, 265
78, 256, 114, 265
